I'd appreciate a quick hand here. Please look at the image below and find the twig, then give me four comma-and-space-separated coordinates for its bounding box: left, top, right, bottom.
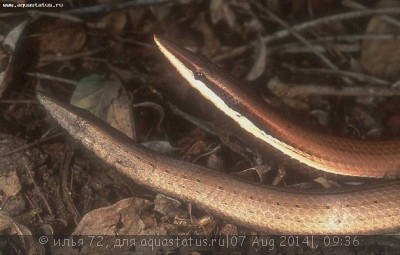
60, 148, 81, 224
263, 8, 400, 43
273, 43, 359, 54
268, 77, 400, 97
0, 99, 36, 104
27, 10, 83, 23
282, 64, 390, 86
167, 102, 216, 136
63, 0, 172, 15
252, 1, 345, 79
270, 33, 400, 54
214, 7, 400, 62
23, 158, 54, 215
343, 0, 400, 28
0, 132, 64, 158
25, 72, 78, 86
38, 46, 109, 64
313, 33, 400, 42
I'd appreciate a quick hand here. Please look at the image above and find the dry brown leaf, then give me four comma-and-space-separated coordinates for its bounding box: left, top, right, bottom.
0, 171, 21, 198
127, 8, 147, 29
210, 0, 237, 30
106, 90, 136, 140
360, 1, 400, 80
150, 4, 172, 21
0, 211, 45, 254
87, 11, 127, 35
154, 194, 188, 219
34, 20, 86, 55
73, 197, 150, 236
0, 19, 29, 97
219, 223, 238, 235
0, 134, 27, 200
70, 197, 197, 254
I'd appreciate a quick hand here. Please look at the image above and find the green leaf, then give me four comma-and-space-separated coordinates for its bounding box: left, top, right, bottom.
71, 74, 122, 119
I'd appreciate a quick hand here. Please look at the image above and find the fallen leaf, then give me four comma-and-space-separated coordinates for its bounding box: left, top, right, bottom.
71, 74, 122, 119
0, 19, 29, 97
106, 89, 136, 139
154, 194, 188, 218
34, 19, 86, 55
0, 211, 45, 254
87, 11, 127, 35
210, 0, 237, 30
360, 1, 400, 80
72, 197, 150, 236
